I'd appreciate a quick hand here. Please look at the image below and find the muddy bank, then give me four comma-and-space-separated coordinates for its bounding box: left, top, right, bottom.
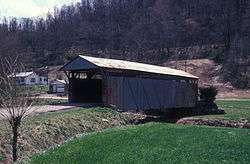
177, 118, 250, 129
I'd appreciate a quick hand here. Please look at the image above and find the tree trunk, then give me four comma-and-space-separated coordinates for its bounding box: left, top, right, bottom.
12, 122, 20, 162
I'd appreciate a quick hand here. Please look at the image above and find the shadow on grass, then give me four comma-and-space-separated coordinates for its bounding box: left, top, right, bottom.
136, 108, 225, 124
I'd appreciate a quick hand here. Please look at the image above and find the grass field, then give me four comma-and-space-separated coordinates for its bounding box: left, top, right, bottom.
1, 99, 250, 162
0, 108, 142, 161
31, 123, 250, 164
195, 99, 250, 121
33, 98, 68, 105
29, 85, 49, 95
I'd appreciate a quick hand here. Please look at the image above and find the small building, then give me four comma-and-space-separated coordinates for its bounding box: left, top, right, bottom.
49, 79, 67, 94
60, 55, 199, 111
9, 71, 48, 85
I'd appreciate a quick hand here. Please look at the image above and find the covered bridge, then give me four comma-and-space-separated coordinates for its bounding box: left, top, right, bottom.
60, 55, 199, 112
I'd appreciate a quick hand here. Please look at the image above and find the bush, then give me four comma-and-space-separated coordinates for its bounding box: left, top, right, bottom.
0, 154, 3, 161
199, 86, 218, 103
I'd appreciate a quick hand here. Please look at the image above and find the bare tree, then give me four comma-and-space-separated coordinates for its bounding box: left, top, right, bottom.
0, 56, 34, 162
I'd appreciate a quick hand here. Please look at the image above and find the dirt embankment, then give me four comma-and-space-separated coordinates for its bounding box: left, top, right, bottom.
177, 118, 250, 129
0, 109, 145, 163
163, 59, 250, 99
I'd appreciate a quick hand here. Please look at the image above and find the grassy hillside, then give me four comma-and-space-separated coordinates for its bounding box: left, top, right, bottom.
0, 108, 143, 161
195, 99, 250, 122
31, 123, 250, 164
1, 100, 249, 162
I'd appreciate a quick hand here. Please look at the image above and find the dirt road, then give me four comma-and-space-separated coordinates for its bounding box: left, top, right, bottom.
0, 105, 76, 119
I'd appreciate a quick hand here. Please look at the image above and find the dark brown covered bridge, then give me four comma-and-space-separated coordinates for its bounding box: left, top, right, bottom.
60, 55, 199, 112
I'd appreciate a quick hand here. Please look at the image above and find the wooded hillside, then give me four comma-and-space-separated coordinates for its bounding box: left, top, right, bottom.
0, 0, 249, 88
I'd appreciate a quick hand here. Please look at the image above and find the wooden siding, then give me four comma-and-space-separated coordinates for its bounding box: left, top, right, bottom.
104, 76, 197, 111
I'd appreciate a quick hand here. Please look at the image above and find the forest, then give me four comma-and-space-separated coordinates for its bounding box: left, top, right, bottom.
0, 0, 249, 88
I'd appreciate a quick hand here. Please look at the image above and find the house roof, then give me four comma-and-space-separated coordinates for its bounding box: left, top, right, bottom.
51, 79, 66, 85
61, 55, 199, 79
9, 71, 34, 78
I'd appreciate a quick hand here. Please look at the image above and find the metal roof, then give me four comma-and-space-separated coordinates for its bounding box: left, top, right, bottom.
9, 71, 34, 78
62, 55, 199, 79
50, 79, 67, 84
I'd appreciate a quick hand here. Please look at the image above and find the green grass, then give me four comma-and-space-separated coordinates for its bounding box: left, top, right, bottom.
0, 108, 142, 161
195, 99, 250, 121
1, 100, 250, 162
31, 123, 250, 164
33, 98, 68, 105
29, 85, 49, 94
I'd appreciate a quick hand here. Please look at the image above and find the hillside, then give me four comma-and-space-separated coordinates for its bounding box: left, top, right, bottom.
30, 123, 250, 164
0, 0, 250, 88
0, 108, 144, 162
1, 99, 249, 162
163, 59, 250, 99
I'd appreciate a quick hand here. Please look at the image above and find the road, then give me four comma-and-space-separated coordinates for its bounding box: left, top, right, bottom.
0, 105, 76, 119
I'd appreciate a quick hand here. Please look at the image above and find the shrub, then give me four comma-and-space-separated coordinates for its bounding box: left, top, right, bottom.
0, 154, 3, 161
199, 86, 218, 103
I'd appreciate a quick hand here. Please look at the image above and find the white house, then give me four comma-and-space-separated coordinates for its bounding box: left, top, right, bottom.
49, 79, 67, 94
9, 71, 48, 85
